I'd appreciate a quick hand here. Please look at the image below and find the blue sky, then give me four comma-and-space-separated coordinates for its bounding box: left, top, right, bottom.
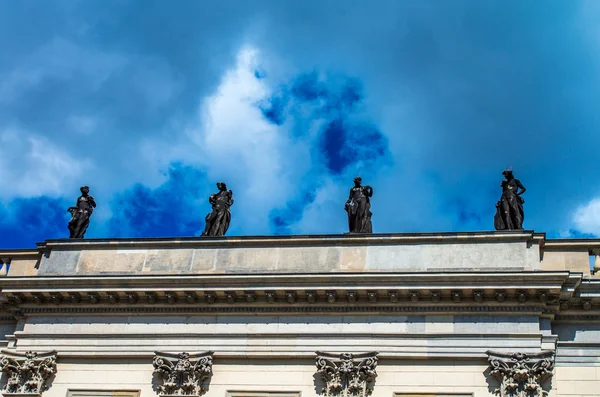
1, 0, 600, 248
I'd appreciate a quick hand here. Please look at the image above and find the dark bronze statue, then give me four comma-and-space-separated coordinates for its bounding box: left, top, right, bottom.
345, 177, 373, 233
67, 185, 96, 238
494, 170, 526, 230
202, 182, 234, 237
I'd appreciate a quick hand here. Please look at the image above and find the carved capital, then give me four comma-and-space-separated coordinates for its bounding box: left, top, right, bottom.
315, 351, 378, 397
0, 350, 57, 396
152, 351, 214, 396
486, 350, 554, 397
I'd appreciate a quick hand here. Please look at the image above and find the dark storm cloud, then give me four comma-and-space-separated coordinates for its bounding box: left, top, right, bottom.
108, 163, 208, 238
0, 197, 70, 248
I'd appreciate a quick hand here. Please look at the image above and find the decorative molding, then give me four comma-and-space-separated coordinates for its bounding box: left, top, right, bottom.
315, 351, 378, 397
67, 391, 140, 397
0, 350, 57, 396
486, 350, 554, 397
152, 351, 214, 396
19, 304, 553, 315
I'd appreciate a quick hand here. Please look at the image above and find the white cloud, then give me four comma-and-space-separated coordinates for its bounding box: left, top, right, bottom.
573, 197, 600, 236
0, 128, 91, 199
180, 46, 311, 233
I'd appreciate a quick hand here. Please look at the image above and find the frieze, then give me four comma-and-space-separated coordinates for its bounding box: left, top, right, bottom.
486, 350, 554, 397
0, 350, 57, 396
315, 351, 378, 397
153, 351, 213, 396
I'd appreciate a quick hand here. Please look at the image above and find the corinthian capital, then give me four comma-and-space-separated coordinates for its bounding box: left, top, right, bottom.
315, 351, 378, 397
486, 350, 555, 397
0, 350, 57, 396
152, 351, 214, 396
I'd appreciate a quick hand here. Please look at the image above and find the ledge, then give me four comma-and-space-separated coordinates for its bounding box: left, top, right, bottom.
31, 230, 542, 250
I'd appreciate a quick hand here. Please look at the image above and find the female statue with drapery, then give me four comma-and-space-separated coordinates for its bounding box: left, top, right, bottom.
345, 177, 373, 233
67, 185, 96, 238
202, 182, 234, 236
494, 170, 526, 230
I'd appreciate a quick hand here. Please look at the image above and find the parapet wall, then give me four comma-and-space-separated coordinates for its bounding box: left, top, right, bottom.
1, 230, 597, 277
3, 231, 546, 276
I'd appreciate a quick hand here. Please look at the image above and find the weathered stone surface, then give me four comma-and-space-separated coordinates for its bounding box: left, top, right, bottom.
144, 249, 194, 273
78, 249, 146, 273
38, 250, 80, 275
191, 249, 217, 272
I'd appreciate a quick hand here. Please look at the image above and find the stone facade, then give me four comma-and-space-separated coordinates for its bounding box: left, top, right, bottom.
0, 231, 599, 397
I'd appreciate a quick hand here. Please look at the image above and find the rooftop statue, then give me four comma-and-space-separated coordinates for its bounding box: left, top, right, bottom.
67, 185, 96, 239
202, 182, 234, 237
494, 170, 526, 230
345, 176, 373, 233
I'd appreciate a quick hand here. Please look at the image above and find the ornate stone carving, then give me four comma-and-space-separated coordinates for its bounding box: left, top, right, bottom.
346, 291, 358, 303
165, 292, 178, 304
126, 292, 138, 304
244, 292, 255, 303
0, 350, 57, 396
326, 291, 337, 303
88, 292, 100, 304
315, 351, 378, 397
146, 292, 158, 304
225, 292, 236, 304
69, 292, 81, 304
367, 292, 377, 303
451, 290, 462, 303
204, 292, 216, 304
408, 291, 419, 302
495, 290, 507, 302
265, 291, 276, 303
285, 291, 297, 303
486, 351, 554, 397
473, 290, 484, 302
388, 291, 398, 303
152, 351, 214, 396
185, 292, 197, 304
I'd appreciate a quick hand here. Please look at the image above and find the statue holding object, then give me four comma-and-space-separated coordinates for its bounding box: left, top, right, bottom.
202, 182, 234, 236
494, 170, 526, 230
345, 176, 373, 233
67, 185, 96, 238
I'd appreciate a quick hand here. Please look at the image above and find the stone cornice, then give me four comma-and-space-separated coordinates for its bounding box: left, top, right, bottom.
27, 230, 542, 251
1, 271, 589, 318
0, 271, 572, 290
0, 272, 580, 314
